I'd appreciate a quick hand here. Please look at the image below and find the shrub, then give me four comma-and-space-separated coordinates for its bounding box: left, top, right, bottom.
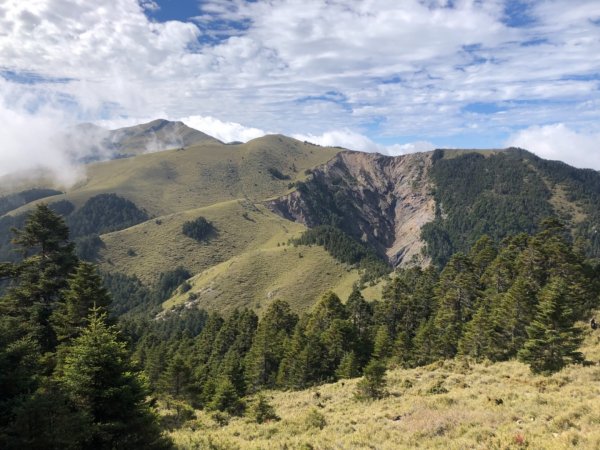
355, 359, 387, 400
182, 216, 214, 242
305, 409, 326, 430
267, 167, 291, 180
249, 395, 279, 424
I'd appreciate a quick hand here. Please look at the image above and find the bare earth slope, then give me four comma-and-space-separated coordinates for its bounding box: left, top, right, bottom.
269, 151, 436, 266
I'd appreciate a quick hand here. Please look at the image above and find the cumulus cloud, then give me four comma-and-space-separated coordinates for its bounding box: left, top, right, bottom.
1, 0, 600, 176
506, 124, 600, 170
0, 104, 83, 187
179, 115, 267, 143
293, 129, 434, 156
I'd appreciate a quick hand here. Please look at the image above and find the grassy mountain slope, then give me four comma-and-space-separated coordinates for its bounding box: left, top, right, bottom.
6, 135, 338, 217
163, 244, 361, 315
98, 201, 304, 284
107, 119, 222, 155
97, 198, 367, 314
169, 327, 600, 449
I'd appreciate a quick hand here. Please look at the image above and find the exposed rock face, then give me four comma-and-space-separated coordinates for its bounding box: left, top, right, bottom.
268, 151, 436, 266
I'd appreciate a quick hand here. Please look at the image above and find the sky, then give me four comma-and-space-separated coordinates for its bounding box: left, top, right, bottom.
1, 0, 600, 181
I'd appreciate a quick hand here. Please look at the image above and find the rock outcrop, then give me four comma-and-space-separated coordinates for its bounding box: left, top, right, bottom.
269, 151, 436, 266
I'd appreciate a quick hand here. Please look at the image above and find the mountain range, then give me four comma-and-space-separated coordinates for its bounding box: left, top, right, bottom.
1, 119, 599, 316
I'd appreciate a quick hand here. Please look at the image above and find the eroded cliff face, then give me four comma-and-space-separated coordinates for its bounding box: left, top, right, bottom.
268, 151, 436, 266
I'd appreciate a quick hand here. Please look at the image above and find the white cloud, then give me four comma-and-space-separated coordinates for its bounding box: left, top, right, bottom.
0, 97, 84, 187
0, 0, 599, 172
178, 115, 267, 143
506, 124, 600, 170
293, 129, 434, 156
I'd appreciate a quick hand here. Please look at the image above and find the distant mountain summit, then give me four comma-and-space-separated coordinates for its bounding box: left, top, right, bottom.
64, 119, 222, 162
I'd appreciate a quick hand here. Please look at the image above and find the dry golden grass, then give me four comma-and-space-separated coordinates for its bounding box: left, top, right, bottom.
99, 200, 305, 284
168, 327, 600, 449
163, 243, 360, 316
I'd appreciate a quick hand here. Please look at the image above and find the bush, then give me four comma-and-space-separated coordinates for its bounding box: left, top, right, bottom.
305, 408, 326, 430
249, 395, 279, 424
182, 216, 214, 242
267, 167, 291, 180
355, 359, 387, 400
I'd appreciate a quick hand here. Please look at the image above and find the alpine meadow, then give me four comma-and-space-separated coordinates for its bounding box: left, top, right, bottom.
1, 1, 600, 449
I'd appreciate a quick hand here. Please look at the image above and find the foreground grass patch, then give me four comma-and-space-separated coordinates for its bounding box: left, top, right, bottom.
169, 329, 600, 449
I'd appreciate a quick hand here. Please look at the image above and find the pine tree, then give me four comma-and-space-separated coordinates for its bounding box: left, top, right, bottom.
5, 204, 78, 354
159, 355, 192, 400
517, 277, 584, 375
355, 359, 387, 400
335, 351, 359, 379
458, 299, 495, 360
489, 277, 536, 360
52, 262, 112, 345
372, 325, 392, 361
208, 377, 244, 416
249, 394, 279, 424
431, 253, 480, 358
58, 309, 170, 449
0, 205, 78, 444
244, 300, 297, 392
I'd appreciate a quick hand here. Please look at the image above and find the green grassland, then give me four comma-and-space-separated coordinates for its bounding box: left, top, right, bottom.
163, 243, 362, 315
2, 135, 356, 314
169, 326, 600, 450
98, 201, 304, 285
6, 135, 339, 217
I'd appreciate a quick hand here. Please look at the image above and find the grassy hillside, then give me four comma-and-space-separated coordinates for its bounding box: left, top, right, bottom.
5, 135, 339, 217
98, 199, 367, 314
163, 244, 361, 315
98, 201, 304, 284
169, 326, 600, 450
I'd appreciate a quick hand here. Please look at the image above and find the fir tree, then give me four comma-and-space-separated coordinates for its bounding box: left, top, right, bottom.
58, 309, 170, 449
355, 359, 387, 400
52, 262, 112, 345
518, 277, 584, 374
244, 300, 297, 392
335, 351, 359, 379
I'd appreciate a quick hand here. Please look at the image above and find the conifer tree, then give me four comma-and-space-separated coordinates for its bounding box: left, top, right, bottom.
0, 205, 78, 444
517, 277, 584, 374
458, 299, 496, 360
372, 325, 392, 361
244, 300, 297, 392
431, 253, 480, 358
58, 309, 170, 449
52, 262, 112, 345
5, 204, 78, 354
355, 359, 387, 400
335, 351, 359, 379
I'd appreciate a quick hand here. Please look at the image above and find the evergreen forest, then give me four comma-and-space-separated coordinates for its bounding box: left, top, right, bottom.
1, 204, 598, 448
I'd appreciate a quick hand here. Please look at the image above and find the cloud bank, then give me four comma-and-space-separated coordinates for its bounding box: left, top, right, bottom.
1, 0, 600, 179
507, 124, 600, 171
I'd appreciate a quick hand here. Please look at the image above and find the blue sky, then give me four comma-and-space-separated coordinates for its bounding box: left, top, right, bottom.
1, 0, 600, 173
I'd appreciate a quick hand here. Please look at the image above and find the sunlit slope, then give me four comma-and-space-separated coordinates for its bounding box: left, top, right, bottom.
170, 327, 600, 450
98, 201, 305, 284
49, 135, 339, 216
163, 244, 362, 315
99, 198, 364, 314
